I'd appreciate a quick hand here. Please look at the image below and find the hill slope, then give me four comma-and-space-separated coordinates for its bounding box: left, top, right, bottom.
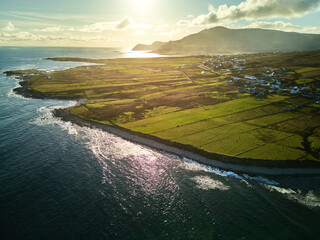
132, 41, 166, 51
138, 27, 320, 54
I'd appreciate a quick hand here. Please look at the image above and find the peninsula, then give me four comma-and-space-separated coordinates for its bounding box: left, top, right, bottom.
6, 51, 320, 174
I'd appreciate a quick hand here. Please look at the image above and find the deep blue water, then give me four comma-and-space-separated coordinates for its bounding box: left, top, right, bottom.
0, 47, 320, 240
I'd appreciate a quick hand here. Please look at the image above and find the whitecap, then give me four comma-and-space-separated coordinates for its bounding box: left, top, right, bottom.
265, 185, 320, 208
29, 100, 78, 136
191, 175, 230, 191
242, 174, 279, 185
177, 156, 279, 186
3, 76, 29, 99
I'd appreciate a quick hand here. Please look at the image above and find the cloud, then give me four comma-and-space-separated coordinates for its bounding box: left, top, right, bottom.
191, 0, 320, 25
80, 17, 151, 32
176, 20, 190, 27
80, 22, 112, 32
0, 11, 84, 22
133, 30, 145, 36
0, 32, 41, 41
246, 21, 320, 33
116, 16, 134, 30
34, 26, 63, 32
3, 22, 15, 31
0, 31, 115, 43
0, 15, 157, 46
63, 35, 112, 42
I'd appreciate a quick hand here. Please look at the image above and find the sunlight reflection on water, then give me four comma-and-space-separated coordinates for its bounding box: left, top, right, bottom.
29, 102, 320, 210
123, 50, 164, 58
3, 46, 320, 239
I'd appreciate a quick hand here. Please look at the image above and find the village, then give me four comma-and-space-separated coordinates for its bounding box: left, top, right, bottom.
199, 54, 320, 110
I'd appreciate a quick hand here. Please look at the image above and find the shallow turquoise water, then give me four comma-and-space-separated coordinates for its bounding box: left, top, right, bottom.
0, 47, 319, 240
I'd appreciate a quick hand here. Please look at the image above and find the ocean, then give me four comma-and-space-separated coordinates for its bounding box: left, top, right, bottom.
0, 46, 320, 240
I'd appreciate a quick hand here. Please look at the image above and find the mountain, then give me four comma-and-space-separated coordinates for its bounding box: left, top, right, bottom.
134, 27, 320, 55
132, 41, 166, 51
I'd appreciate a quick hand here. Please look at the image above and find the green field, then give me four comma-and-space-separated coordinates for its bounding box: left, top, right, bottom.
10, 51, 320, 163
296, 78, 315, 84
295, 67, 320, 73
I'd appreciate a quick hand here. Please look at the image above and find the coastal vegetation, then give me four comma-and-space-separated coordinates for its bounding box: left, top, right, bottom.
7, 51, 320, 164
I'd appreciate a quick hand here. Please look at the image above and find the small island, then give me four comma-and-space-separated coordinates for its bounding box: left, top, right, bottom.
6, 51, 320, 175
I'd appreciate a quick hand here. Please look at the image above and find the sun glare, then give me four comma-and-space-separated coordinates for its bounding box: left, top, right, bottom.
136, 0, 148, 5
134, 0, 154, 10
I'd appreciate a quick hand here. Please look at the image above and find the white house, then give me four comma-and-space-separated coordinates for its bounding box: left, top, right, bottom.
275, 80, 282, 85
278, 88, 288, 92
234, 65, 244, 70
290, 87, 300, 94
267, 72, 283, 77
244, 75, 256, 80
235, 58, 246, 62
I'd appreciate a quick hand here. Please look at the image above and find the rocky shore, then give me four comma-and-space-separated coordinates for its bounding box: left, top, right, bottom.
7, 72, 320, 176
53, 107, 320, 176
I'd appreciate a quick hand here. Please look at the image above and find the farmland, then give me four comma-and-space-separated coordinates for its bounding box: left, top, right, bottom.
8, 51, 320, 164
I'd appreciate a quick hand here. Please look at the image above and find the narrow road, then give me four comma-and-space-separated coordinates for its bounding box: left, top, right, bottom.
199, 64, 246, 81
181, 70, 194, 84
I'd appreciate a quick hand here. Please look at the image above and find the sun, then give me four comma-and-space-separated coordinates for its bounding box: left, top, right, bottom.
131, 0, 157, 18
134, 0, 153, 10
136, 0, 148, 4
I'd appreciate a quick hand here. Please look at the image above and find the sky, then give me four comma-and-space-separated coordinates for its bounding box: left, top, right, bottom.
0, 0, 320, 48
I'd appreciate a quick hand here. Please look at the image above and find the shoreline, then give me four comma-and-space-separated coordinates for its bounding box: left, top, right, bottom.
53, 107, 320, 176
6, 73, 320, 176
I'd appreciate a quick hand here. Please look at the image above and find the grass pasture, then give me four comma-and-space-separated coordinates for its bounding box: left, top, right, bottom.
296, 78, 315, 84
295, 67, 320, 73
14, 51, 320, 163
